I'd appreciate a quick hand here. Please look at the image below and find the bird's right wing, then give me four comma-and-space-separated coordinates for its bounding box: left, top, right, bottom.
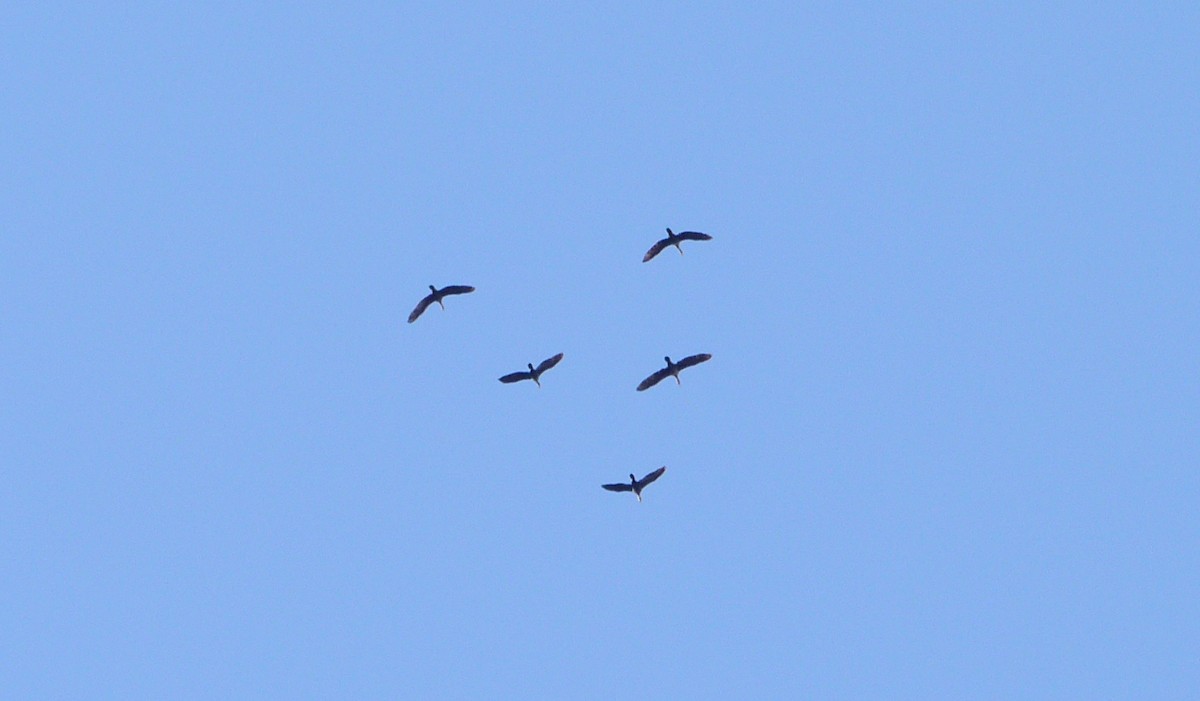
441, 285, 475, 296
535, 353, 564, 375
636, 368, 671, 391
637, 466, 667, 487
499, 371, 532, 384
407, 294, 435, 323
675, 353, 712, 370
642, 238, 671, 262
676, 231, 712, 242
602, 483, 633, 492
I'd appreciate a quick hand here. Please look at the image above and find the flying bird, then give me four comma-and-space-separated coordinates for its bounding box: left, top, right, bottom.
642, 227, 713, 262
407, 284, 475, 323
636, 353, 712, 391
602, 466, 667, 502
499, 353, 565, 387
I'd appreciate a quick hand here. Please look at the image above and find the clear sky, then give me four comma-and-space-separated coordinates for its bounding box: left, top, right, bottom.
3, 2, 1197, 698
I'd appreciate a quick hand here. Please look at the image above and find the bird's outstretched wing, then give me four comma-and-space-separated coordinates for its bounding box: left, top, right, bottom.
535, 353, 564, 375
637, 466, 667, 488
602, 482, 634, 492
407, 294, 435, 323
499, 371, 532, 384
675, 231, 712, 242
636, 367, 672, 391
441, 285, 475, 296
675, 353, 712, 370
642, 237, 672, 262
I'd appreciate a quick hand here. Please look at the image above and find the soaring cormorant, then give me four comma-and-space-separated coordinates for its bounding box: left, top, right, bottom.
636, 353, 712, 391
499, 353, 564, 387
407, 284, 475, 323
602, 466, 667, 502
642, 228, 713, 262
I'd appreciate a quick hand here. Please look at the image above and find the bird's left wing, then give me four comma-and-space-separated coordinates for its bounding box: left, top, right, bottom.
675, 353, 712, 370
602, 482, 633, 492
637, 466, 667, 488
499, 371, 532, 384
535, 353, 564, 375
676, 231, 712, 242
441, 285, 475, 296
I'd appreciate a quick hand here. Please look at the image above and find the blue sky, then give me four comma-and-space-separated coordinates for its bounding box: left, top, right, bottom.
3, 2, 1197, 698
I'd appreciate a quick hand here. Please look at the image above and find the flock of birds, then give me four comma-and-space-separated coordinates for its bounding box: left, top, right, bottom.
408, 227, 714, 502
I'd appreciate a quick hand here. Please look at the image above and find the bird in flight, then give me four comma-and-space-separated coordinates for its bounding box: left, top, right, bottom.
499, 352, 565, 387
602, 466, 667, 502
636, 353, 712, 391
642, 227, 713, 262
407, 284, 475, 323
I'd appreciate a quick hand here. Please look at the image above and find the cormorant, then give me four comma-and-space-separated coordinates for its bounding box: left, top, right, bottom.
499, 353, 565, 387
602, 466, 667, 502
407, 284, 475, 323
636, 353, 712, 391
643, 228, 712, 262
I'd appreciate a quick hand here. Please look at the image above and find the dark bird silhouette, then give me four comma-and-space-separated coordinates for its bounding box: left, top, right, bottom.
642, 227, 713, 262
636, 353, 712, 391
602, 466, 667, 502
499, 352, 564, 387
407, 284, 475, 323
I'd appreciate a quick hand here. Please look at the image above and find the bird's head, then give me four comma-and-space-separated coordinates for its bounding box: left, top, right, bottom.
663, 356, 672, 365
527, 363, 535, 372
428, 284, 437, 293
666, 227, 674, 236
629, 473, 637, 482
